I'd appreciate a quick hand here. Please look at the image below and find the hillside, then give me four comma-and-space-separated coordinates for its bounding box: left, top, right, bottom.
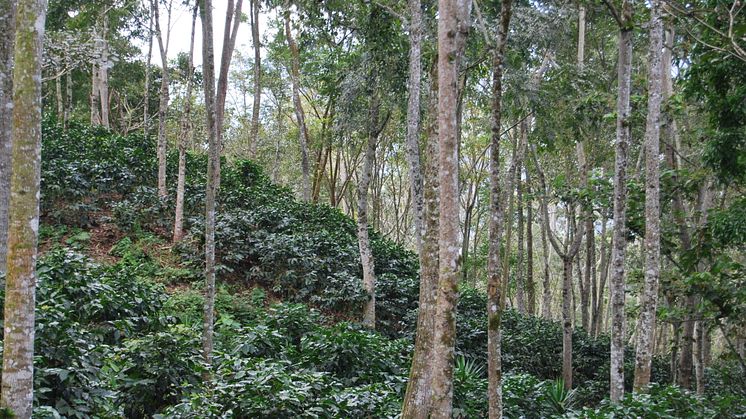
0, 120, 740, 418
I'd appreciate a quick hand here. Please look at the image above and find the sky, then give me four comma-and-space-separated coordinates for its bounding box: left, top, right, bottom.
139, 1, 274, 71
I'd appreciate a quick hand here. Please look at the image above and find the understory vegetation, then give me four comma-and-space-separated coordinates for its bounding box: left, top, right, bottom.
1, 121, 741, 418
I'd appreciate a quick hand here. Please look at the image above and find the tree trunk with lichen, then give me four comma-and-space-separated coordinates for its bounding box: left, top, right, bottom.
358, 81, 379, 329
249, 0, 261, 157
429, 0, 472, 416
152, 0, 171, 198
0, 0, 15, 276
1, 0, 45, 415
173, 4, 197, 243
284, 5, 311, 202
633, 0, 664, 391
487, 0, 512, 415
608, 0, 633, 402
199, 0, 218, 370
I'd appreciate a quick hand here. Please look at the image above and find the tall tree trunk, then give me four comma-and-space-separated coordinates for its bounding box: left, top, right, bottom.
64, 50, 71, 129
541, 199, 551, 320
404, 0, 424, 254
173, 4, 197, 243
516, 161, 526, 313
98, 17, 110, 129
608, 0, 633, 402
592, 212, 609, 337
0, 0, 14, 276
358, 82, 379, 329
199, 0, 218, 370
430, 0, 472, 416
487, 0, 513, 416
215, 0, 242, 138
143, 6, 153, 135
577, 141, 593, 332
694, 321, 705, 395
284, 5, 311, 201
633, 0, 664, 391
526, 170, 535, 315
248, 0, 261, 157
90, 38, 101, 126
402, 54, 437, 419
562, 256, 575, 387
1, 0, 45, 415
153, 0, 172, 198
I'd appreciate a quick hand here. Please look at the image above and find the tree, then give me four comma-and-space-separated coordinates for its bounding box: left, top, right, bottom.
603, 0, 634, 402
249, 0, 261, 157
532, 145, 584, 390
1, 0, 46, 415
199, 0, 219, 369
152, 0, 173, 198
0, 0, 14, 276
173, 3, 197, 243
284, 1, 311, 201
429, 0, 472, 416
633, 0, 664, 391
486, 0, 513, 415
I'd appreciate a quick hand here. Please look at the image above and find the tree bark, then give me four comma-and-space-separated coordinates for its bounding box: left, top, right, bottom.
152, 0, 172, 198
516, 160, 526, 313
1, 0, 45, 415
172, 4, 197, 243
249, 0, 261, 158
592, 212, 609, 337
633, 0, 664, 391
143, 6, 153, 135
541, 198, 551, 320
199, 0, 218, 370
526, 169, 535, 315
98, 16, 110, 129
284, 5, 311, 201
358, 80, 380, 329
429, 0, 472, 416
402, 57, 438, 419
608, 0, 633, 402
0, 0, 14, 276
404, 0, 424, 255
487, 0, 513, 416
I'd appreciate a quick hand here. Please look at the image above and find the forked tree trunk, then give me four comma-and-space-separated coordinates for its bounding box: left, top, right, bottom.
173, 4, 197, 243
284, 5, 311, 201
633, 0, 664, 391
607, 0, 633, 402
199, 0, 218, 370
487, 0, 513, 415
249, 0, 261, 157
153, 0, 172, 198
429, 0, 472, 416
1, 0, 45, 415
0, 0, 14, 276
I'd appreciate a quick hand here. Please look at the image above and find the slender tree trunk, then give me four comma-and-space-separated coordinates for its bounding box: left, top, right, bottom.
562, 257, 574, 387
487, 0, 513, 416
576, 141, 593, 332
608, 0, 633, 402
0, 0, 14, 276
516, 161, 526, 313
153, 0, 172, 198
215, 0, 242, 137
633, 0, 664, 391
199, 0, 218, 370
404, 0, 424, 254
541, 199, 551, 320
98, 17, 110, 129
593, 213, 609, 336
429, 0, 472, 416
143, 7, 153, 135
1, 0, 45, 415
694, 321, 705, 395
249, 0, 261, 158
64, 50, 71, 129
55, 76, 63, 120
402, 56, 437, 419
90, 36, 101, 126
172, 4, 197, 243
284, 5, 311, 201
358, 82, 379, 329
526, 170, 535, 315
